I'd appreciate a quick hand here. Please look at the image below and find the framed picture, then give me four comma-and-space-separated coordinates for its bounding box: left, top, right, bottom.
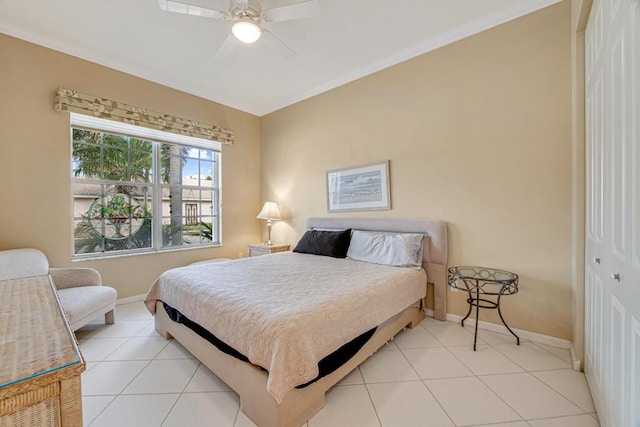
326, 161, 391, 213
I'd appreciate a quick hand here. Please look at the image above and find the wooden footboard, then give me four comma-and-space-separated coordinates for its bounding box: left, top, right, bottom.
155, 301, 424, 427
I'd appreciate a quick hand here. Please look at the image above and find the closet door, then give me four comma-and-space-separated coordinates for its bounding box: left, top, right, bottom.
585, 0, 640, 425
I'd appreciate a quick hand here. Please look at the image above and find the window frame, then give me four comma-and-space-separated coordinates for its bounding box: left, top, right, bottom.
70, 113, 222, 260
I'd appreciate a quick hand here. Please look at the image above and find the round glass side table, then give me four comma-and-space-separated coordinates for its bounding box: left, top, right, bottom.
447, 266, 520, 351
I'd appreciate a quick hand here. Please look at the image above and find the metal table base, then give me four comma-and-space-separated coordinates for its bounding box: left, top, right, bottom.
448, 266, 520, 351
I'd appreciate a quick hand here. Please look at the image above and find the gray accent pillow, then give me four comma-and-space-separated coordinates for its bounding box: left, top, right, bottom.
347, 231, 424, 268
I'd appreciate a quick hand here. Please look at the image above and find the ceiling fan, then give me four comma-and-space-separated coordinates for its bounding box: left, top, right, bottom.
158, 0, 320, 59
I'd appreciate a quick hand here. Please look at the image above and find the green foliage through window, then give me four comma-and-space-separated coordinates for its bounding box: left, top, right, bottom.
72, 127, 220, 257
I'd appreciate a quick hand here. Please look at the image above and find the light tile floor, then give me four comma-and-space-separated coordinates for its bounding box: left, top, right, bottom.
77, 302, 599, 427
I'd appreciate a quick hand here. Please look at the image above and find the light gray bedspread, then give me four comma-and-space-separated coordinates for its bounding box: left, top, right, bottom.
145, 252, 426, 402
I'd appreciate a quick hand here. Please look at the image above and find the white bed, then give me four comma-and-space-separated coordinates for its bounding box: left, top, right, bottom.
146, 217, 448, 427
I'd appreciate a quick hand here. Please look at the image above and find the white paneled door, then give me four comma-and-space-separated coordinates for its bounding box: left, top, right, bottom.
585, 0, 640, 425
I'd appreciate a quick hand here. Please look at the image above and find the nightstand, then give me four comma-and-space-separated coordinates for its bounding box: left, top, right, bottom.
248, 243, 290, 257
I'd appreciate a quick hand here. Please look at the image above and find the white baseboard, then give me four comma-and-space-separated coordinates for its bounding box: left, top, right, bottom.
424, 308, 573, 350
569, 345, 582, 371
116, 294, 145, 305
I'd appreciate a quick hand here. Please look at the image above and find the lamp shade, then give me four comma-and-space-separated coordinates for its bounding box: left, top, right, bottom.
256, 202, 281, 220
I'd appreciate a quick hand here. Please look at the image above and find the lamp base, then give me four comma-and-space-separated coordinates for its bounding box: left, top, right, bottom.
264, 220, 273, 246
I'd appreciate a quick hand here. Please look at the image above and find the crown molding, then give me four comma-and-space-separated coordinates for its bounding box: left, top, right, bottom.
267, 0, 562, 115
0, 0, 561, 117
0, 21, 250, 113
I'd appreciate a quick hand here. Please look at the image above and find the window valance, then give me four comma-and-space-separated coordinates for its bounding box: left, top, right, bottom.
54, 87, 234, 145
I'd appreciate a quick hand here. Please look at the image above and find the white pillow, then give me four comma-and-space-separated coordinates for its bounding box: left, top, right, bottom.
347, 230, 424, 268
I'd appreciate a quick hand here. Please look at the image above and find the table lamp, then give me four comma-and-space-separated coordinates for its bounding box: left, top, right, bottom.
256, 201, 281, 246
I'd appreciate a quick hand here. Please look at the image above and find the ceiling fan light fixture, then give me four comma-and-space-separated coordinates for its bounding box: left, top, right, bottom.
232, 20, 262, 43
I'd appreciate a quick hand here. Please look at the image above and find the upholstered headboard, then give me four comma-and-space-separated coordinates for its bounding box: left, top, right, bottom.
306, 217, 448, 320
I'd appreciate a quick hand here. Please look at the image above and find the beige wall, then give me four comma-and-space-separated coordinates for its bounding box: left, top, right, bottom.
261, 2, 574, 339
0, 34, 262, 298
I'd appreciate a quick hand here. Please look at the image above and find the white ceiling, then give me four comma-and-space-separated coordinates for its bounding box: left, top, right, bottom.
0, 0, 559, 116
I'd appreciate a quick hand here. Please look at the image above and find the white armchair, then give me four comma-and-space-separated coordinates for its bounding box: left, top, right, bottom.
0, 248, 117, 331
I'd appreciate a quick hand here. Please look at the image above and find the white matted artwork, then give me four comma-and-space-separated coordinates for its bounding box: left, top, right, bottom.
326, 161, 391, 212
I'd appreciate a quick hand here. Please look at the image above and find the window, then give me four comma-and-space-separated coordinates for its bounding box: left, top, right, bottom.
71, 114, 221, 258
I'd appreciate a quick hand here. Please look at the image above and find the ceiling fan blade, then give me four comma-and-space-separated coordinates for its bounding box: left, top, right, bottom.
262, 0, 320, 22
262, 30, 297, 60
159, 0, 228, 20
214, 33, 240, 59
233, 0, 250, 8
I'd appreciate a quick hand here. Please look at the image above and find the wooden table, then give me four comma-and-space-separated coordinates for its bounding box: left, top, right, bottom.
0, 275, 85, 426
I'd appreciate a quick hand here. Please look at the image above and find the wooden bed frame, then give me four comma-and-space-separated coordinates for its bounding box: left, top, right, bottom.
154, 217, 448, 427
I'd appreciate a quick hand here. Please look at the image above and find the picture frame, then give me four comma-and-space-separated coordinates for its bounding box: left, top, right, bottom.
326, 161, 391, 213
